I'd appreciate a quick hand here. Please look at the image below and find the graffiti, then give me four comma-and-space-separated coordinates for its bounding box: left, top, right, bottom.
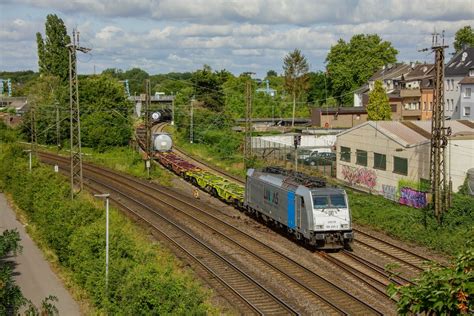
382, 184, 397, 201
341, 165, 377, 189
399, 187, 427, 208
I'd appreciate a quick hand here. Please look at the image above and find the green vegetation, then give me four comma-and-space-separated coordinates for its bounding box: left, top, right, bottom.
349, 190, 474, 255
0, 143, 211, 314
388, 249, 473, 315
80, 146, 172, 185
454, 25, 474, 53
366, 80, 391, 120
326, 34, 398, 105
36, 14, 71, 81
283, 49, 309, 127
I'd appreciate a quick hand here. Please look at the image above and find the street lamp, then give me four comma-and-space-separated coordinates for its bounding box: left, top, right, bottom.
94, 193, 110, 293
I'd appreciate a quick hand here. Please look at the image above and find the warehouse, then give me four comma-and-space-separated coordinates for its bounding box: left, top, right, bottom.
336, 120, 474, 201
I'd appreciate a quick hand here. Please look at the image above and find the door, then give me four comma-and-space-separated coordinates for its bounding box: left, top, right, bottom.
296, 196, 304, 229
287, 191, 295, 229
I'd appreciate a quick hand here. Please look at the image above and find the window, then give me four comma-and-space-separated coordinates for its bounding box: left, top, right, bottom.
423, 101, 427, 110
429, 101, 433, 111
465, 88, 471, 98
340, 146, 351, 162
451, 99, 455, 111
373, 153, 386, 170
393, 156, 408, 175
464, 106, 471, 116
356, 150, 368, 166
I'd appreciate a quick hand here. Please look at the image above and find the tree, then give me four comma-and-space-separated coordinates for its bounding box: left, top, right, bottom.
366, 80, 391, 120
191, 65, 227, 112
266, 70, 278, 77
306, 71, 332, 106
326, 34, 397, 105
454, 26, 474, 53
36, 32, 46, 74
36, 14, 71, 81
283, 49, 309, 127
79, 75, 133, 151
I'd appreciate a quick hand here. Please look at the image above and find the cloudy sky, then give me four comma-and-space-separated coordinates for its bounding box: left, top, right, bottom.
1, 0, 473, 78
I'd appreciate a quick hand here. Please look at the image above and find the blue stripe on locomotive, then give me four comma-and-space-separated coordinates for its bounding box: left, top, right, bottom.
287, 191, 296, 229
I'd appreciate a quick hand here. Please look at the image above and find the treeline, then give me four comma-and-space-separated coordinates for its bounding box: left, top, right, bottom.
0, 139, 211, 314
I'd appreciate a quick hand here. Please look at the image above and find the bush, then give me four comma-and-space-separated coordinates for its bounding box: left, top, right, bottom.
0, 143, 211, 314
388, 249, 474, 315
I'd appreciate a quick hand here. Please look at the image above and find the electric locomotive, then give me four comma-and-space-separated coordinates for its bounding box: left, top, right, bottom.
244, 167, 353, 249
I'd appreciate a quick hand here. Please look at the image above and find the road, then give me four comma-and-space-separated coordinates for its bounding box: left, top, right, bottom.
0, 193, 80, 315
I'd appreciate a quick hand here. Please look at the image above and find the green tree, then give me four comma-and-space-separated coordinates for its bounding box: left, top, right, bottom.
326, 34, 397, 105
36, 32, 46, 74
454, 26, 474, 53
266, 70, 278, 77
191, 65, 228, 112
366, 80, 391, 120
283, 49, 309, 127
306, 71, 332, 106
79, 75, 133, 151
123, 68, 149, 95
36, 14, 71, 81
388, 249, 473, 315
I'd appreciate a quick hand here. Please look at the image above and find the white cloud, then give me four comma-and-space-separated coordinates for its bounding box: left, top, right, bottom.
0, 1, 473, 76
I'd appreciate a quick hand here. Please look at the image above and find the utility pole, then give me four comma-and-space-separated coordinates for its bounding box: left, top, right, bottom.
190, 97, 194, 143
67, 29, 91, 199
55, 101, 61, 152
30, 100, 37, 154
144, 80, 152, 177
244, 72, 255, 169
421, 31, 451, 223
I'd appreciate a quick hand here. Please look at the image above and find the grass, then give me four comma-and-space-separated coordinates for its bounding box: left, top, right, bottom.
349, 190, 473, 256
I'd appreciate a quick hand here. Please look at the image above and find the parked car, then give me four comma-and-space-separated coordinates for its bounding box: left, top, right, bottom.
286, 149, 320, 161
303, 152, 336, 166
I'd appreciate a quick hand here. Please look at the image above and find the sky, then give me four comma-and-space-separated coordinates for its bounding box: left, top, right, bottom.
0, 0, 473, 78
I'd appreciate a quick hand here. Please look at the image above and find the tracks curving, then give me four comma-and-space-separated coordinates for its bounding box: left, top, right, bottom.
39, 151, 383, 315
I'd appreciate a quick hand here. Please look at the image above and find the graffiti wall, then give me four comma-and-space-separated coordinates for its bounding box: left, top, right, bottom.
382, 184, 397, 201
399, 187, 427, 208
341, 165, 377, 189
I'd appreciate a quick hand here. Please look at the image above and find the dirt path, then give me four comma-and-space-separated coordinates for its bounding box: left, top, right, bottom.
0, 193, 81, 315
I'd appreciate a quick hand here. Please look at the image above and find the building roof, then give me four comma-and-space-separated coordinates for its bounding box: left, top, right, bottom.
314, 107, 367, 115
459, 76, 474, 84
445, 47, 474, 77
369, 63, 411, 81
404, 63, 434, 81
337, 120, 474, 147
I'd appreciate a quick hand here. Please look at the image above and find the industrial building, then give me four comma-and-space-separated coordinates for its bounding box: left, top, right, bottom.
335, 120, 474, 202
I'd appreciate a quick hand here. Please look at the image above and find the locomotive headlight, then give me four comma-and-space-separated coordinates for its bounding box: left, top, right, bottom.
340, 224, 349, 229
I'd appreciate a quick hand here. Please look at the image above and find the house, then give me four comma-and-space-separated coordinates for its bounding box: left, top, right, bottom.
399, 63, 434, 121
445, 47, 474, 118
336, 120, 474, 203
459, 68, 474, 119
355, 63, 435, 121
368, 63, 411, 92
311, 107, 368, 128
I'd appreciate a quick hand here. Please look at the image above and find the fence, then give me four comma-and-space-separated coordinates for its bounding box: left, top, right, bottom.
251, 137, 336, 178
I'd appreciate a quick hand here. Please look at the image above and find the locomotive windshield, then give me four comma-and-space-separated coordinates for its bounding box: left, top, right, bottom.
312, 194, 347, 209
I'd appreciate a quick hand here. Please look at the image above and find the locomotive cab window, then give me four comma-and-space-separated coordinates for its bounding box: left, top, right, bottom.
330, 195, 346, 208
312, 194, 346, 209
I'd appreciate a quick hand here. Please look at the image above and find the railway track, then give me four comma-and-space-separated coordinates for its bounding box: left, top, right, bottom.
39, 152, 296, 315
352, 228, 431, 273
39, 151, 384, 315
